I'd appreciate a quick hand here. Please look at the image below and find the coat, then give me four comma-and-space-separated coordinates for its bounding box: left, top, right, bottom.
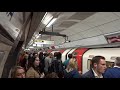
64, 69, 81, 78
82, 69, 104, 78
82, 69, 95, 78
26, 67, 40, 78
104, 67, 120, 78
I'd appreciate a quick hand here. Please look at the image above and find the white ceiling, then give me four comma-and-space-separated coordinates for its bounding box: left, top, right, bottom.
1, 12, 120, 48
34, 12, 96, 40
25, 12, 120, 47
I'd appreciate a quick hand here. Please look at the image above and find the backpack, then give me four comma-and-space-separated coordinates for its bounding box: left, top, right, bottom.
48, 59, 64, 73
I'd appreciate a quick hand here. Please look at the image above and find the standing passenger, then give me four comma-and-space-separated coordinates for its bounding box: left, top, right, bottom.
26, 57, 44, 78
104, 57, 120, 78
64, 58, 81, 78
82, 56, 106, 78
63, 54, 73, 69
44, 53, 53, 74
19, 52, 28, 71
39, 52, 45, 73
50, 52, 64, 78
11, 66, 25, 78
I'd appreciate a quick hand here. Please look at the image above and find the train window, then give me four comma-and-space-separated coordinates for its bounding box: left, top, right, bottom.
72, 52, 78, 58
106, 61, 114, 68
72, 52, 77, 55
87, 59, 114, 70
110, 56, 117, 60
89, 55, 94, 58
87, 59, 92, 70
0, 51, 5, 64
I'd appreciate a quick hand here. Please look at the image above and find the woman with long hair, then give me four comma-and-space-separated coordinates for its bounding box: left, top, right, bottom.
63, 58, 81, 78
26, 57, 44, 78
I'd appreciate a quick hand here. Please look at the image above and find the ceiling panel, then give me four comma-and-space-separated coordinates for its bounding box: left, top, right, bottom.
60, 22, 92, 36
98, 19, 120, 34
69, 34, 83, 41
113, 12, 120, 17
81, 27, 102, 38
58, 21, 78, 28
60, 29, 74, 36
68, 22, 92, 33
68, 12, 96, 20
82, 12, 119, 27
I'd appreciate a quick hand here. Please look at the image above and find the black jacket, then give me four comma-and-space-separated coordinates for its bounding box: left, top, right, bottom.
82, 69, 95, 78
82, 69, 104, 78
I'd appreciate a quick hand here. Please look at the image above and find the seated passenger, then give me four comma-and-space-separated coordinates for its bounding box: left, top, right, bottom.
26, 57, 44, 78
10, 66, 25, 78
64, 58, 81, 78
104, 57, 120, 78
82, 56, 107, 78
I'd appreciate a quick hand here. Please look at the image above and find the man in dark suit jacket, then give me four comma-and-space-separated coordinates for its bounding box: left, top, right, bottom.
82, 56, 107, 78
